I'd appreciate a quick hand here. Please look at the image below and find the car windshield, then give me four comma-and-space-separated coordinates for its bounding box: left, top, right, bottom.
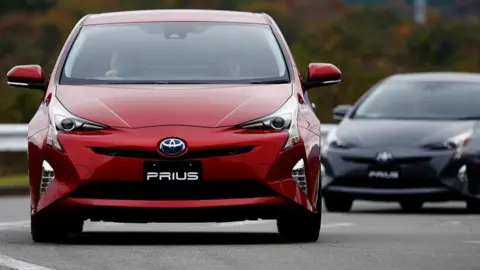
352, 80, 480, 120
60, 22, 289, 85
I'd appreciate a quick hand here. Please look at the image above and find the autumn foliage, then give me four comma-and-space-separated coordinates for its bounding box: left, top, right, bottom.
1, 0, 480, 124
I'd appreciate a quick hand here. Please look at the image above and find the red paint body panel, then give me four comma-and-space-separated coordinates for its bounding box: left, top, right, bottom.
18, 10, 333, 225
34, 125, 311, 212
56, 84, 292, 128
7, 65, 45, 82
61, 197, 284, 209
307, 63, 342, 82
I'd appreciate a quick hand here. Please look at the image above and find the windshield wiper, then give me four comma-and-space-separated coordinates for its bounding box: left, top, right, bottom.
107, 81, 170, 85
452, 117, 480, 120
107, 79, 290, 85
249, 79, 290, 84
107, 81, 209, 85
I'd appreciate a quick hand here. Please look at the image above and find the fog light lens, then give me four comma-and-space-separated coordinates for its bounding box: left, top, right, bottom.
292, 159, 307, 194
458, 165, 467, 183
40, 161, 55, 196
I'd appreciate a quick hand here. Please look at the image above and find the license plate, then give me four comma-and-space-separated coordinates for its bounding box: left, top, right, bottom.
368, 170, 399, 179
143, 160, 202, 182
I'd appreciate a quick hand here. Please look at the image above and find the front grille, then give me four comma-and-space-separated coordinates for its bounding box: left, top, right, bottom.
91, 146, 255, 160
342, 156, 431, 165
331, 177, 444, 189
68, 180, 278, 200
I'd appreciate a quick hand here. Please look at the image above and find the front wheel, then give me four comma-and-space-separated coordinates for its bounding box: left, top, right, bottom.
466, 199, 480, 214
31, 213, 84, 243
399, 200, 424, 212
277, 209, 321, 243
277, 189, 322, 243
324, 194, 353, 212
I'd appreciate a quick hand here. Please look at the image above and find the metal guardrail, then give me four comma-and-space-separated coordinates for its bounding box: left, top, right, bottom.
321, 123, 336, 145
0, 124, 337, 152
0, 125, 29, 152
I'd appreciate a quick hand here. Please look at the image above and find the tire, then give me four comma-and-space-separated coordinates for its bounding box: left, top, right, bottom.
323, 194, 353, 213
467, 166, 480, 196
399, 200, 424, 212
31, 213, 84, 243
277, 190, 322, 243
466, 199, 480, 214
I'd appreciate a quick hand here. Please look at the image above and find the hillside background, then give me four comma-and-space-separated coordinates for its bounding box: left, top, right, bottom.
1, 0, 480, 125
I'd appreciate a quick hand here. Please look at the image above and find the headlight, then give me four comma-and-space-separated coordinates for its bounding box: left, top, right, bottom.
46, 97, 107, 152
442, 130, 473, 159
325, 128, 354, 149
444, 130, 472, 149
239, 95, 300, 150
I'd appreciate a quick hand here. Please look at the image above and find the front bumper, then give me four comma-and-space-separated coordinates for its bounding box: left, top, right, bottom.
41, 197, 293, 223
459, 151, 480, 197
321, 146, 467, 202
31, 125, 318, 219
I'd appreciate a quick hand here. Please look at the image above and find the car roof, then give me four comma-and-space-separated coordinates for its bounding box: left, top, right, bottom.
386, 72, 480, 83
83, 9, 269, 26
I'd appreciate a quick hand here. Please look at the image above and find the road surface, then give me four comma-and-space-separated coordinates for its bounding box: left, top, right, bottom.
0, 196, 479, 270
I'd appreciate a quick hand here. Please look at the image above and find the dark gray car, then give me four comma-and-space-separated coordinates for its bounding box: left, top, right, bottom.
322, 72, 480, 213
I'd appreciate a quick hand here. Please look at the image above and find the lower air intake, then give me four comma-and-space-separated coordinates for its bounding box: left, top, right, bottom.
68, 180, 278, 200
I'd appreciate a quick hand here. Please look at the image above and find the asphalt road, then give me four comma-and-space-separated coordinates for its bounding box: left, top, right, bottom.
0, 196, 479, 270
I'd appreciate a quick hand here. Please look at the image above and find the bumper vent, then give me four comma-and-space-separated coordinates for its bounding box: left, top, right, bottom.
331, 177, 445, 189
40, 161, 55, 196
68, 180, 278, 200
292, 159, 308, 194
342, 156, 431, 165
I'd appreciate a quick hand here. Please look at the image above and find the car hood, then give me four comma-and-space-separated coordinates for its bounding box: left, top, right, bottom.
56, 84, 292, 128
336, 119, 478, 147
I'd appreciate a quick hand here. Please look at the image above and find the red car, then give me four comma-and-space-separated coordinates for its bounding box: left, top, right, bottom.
6, 10, 341, 243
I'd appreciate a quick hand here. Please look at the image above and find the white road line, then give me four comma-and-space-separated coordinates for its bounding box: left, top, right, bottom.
0, 220, 125, 230
214, 221, 355, 228
322, 222, 355, 228
214, 220, 272, 227
90, 222, 123, 227
0, 254, 55, 270
0, 221, 30, 227
0, 221, 29, 230
463, 241, 480, 245
439, 221, 461, 227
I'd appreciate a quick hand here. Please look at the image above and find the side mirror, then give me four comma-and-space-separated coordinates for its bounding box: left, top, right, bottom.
303, 63, 341, 91
333, 104, 353, 120
6, 65, 46, 91
311, 103, 316, 111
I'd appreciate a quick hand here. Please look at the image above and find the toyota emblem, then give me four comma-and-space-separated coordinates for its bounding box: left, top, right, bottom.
159, 138, 186, 156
